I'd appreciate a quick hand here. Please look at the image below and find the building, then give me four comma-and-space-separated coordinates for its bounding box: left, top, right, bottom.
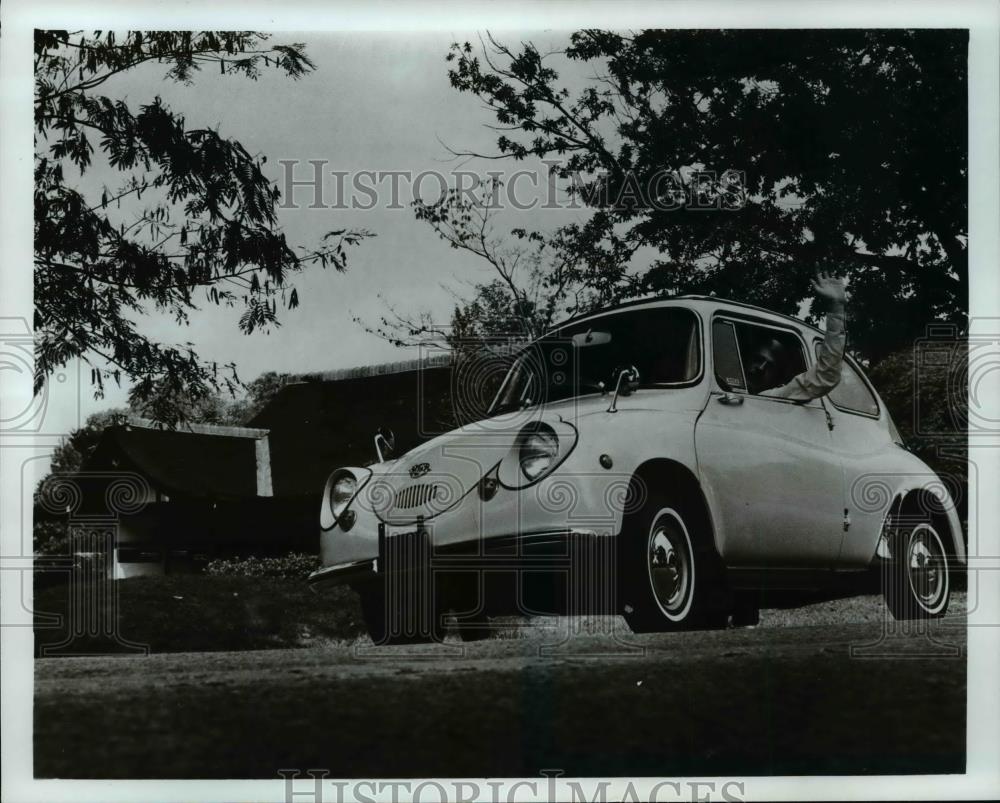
83, 355, 457, 578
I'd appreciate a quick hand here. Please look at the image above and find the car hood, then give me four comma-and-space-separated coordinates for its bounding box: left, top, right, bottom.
366, 402, 581, 525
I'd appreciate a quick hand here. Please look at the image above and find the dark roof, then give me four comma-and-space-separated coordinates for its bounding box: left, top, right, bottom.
80, 359, 459, 504
87, 422, 263, 501
291, 353, 454, 384
248, 362, 454, 498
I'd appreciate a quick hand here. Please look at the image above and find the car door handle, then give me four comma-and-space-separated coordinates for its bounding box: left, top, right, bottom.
717, 393, 744, 406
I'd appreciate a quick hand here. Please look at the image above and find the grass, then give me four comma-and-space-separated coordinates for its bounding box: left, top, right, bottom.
34, 571, 969, 657
33, 574, 366, 657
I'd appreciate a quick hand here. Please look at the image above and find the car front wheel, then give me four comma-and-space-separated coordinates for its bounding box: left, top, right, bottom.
620, 496, 726, 633
884, 522, 951, 620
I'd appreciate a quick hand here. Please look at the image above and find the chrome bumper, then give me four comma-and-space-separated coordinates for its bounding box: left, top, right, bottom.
307, 558, 378, 592
309, 527, 612, 593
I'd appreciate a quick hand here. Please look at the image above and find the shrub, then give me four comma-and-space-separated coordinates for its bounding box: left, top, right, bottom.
204, 552, 320, 580
33, 518, 70, 556
867, 345, 968, 534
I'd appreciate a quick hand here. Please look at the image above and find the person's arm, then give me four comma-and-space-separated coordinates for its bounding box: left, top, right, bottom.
761, 274, 847, 401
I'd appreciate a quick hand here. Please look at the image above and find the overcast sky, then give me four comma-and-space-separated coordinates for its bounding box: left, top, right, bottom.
44, 30, 593, 437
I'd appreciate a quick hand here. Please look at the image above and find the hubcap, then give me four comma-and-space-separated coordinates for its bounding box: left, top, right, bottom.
648, 515, 692, 616
906, 525, 947, 611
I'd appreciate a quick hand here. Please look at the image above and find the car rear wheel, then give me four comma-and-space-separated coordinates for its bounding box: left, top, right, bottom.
884, 522, 951, 620
620, 495, 726, 633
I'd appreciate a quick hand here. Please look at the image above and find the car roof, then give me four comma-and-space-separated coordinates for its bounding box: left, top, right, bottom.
551, 295, 824, 337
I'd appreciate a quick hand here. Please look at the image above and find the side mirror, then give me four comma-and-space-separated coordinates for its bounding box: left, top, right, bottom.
374, 427, 396, 462
607, 365, 640, 413
616, 365, 640, 396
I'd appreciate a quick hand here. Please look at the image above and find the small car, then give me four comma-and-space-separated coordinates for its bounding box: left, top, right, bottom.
309, 296, 965, 643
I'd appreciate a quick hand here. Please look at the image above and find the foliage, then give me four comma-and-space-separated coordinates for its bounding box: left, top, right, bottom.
225, 370, 292, 423
34, 407, 129, 556
867, 344, 968, 524
47, 407, 128, 474
443, 30, 967, 363
33, 520, 72, 557
360, 178, 577, 355
203, 551, 319, 580
34, 30, 371, 424
126, 369, 290, 425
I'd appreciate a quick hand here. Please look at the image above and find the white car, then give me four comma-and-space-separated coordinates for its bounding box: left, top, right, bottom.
309, 296, 965, 643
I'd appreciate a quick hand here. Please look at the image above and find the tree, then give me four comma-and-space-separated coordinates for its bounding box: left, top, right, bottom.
224, 370, 292, 423
34, 408, 127, 555
361, 177, 589, 355
444, 29, 967, 364
47, 408, 130, 475
34, 31, 370, 424
867, 343, 968, 531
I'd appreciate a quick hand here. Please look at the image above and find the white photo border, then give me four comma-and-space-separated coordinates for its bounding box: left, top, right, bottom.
2, 1, 998, 801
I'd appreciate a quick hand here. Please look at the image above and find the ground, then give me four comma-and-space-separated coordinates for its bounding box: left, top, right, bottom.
34, 594, 966, 779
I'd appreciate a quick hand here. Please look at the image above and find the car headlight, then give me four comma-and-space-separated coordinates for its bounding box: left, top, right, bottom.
320, 467, 373, 531
497, 419, 578, 490
330, 472, 358, 521
518, 425, 560, 481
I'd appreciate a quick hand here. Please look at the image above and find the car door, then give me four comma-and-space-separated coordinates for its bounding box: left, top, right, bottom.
695, 315, 846, 567
810, 340, 896, 566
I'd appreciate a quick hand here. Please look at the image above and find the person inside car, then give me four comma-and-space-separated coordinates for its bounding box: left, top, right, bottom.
747, 272, 847, 400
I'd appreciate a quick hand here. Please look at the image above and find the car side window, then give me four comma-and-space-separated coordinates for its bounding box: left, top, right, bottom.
814, 342, 879, 416
715, 318, 807, 395
712, 320, 747, 392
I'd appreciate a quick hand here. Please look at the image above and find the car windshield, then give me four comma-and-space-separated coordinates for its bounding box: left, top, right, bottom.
489, 306, 700, 414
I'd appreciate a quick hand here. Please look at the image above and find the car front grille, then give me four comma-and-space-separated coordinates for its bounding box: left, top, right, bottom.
394, 483, 440, 509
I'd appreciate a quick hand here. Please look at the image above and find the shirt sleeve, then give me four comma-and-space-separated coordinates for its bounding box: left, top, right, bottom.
760, 308, 846, 401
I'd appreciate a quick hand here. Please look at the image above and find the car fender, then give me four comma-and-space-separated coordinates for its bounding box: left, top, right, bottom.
538, 401, 704, 537
847, 447, 966, 566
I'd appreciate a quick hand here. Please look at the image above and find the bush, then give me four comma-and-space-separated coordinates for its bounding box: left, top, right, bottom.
867, 344, 968, 533
33, 518, 70, 556
204, 552, 320, 580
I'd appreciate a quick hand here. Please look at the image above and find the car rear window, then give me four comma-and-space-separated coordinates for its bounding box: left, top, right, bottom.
814, 342, 880, 416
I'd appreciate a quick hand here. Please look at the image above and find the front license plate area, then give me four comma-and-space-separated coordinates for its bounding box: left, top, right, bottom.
378, 527, 431, 575
374, 526, 440, 641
